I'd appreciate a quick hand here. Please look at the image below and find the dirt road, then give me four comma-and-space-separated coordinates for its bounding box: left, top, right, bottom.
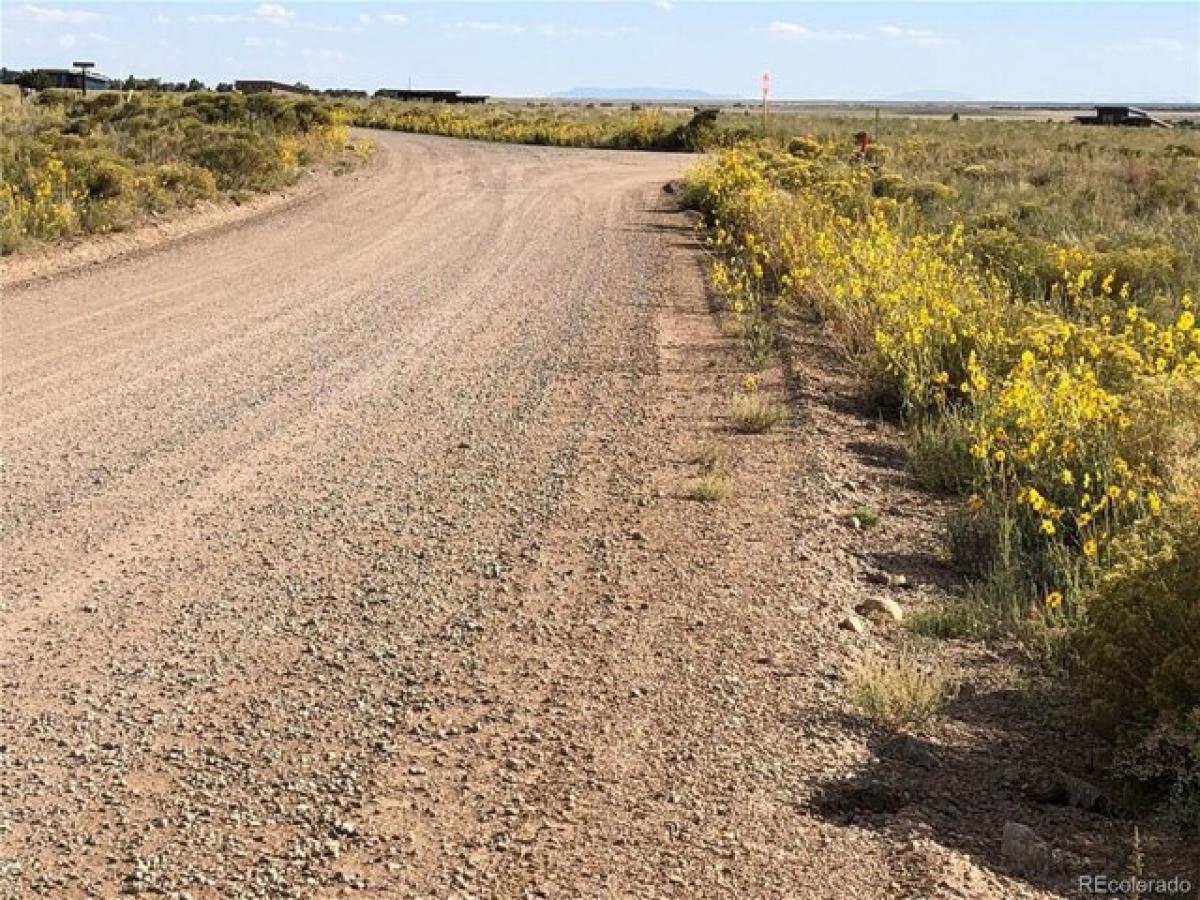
1, 133, 1091, 898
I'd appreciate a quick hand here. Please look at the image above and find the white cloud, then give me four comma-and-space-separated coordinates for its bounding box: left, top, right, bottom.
360, 11, 410, 26
654, 0, 675, 10
876, 24, 948, 46
449, 20, 634, 39
187, 4, 290, 27
254, 3, 290, 23
533, 23, 587, 38
769, 21, 865, 42
152, 14, 170, 25
296, 20, 362, 35
12, 4, 99, 25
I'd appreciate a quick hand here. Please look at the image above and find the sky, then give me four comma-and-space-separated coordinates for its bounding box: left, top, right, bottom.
1, 1, 1198, 102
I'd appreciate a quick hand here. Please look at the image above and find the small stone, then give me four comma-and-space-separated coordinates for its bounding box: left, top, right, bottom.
839, 614, 868, 634
856, 596, 904, 623
1028, 770, 1109, 814
864, 570, 910, 589
880, 734, 942, 769
1000, 822, 1052, 875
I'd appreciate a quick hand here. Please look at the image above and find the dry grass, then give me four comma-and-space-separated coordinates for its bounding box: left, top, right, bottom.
729, 393, 787, 434
847, 646, 955, 729
690, 441, 727, 474
688, 472, 733, 502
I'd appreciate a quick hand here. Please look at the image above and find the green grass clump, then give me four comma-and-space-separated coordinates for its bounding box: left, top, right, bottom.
846, 504, 880, 529
906, 603, 990, 640
729, 393, 787, 434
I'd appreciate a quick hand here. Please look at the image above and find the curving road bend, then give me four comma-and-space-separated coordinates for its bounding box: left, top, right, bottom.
0, 132, 1036, 899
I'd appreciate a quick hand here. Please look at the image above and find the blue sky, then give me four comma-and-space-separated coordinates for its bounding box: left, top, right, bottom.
2, 2, 1197, 101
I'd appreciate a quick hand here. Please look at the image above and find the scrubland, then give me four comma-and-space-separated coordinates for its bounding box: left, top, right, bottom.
0, 90, 367, 253
344, 98, 720, 150
683, 117, 1200, 824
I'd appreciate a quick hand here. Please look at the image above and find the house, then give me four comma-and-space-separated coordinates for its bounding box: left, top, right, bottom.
31, 68, 111, 91
374, 89, 488, 104
1074, 105, 1172, 128
235, 80, 313, 96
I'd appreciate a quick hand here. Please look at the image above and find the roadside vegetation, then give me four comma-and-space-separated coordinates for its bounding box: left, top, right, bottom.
683, 118, 1200, 824
0, 90, 367, 254
344, 99, 726, 151
848, 644, 954, 730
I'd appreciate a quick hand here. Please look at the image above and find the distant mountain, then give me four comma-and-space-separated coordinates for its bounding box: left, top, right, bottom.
884, 89, 974, 102
552, 86, 734, 101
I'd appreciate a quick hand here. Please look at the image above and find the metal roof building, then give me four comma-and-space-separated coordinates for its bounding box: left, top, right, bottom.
1074, 105, 1173, 128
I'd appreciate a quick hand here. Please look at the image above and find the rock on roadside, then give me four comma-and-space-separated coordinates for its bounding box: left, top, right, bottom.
1001, 821, 1053, 875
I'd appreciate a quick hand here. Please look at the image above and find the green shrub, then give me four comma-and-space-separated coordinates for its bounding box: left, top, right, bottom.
871, 172, 905, 198
83, 158, 129, 199
965, 226, 1056, 297
187, 131, 286, 191
729, 392, 787, 434
900, 179, 958, 208
1081, 498, 1200, 825
155, 163, 218, 205
909, 415, 978, 495
1082, 503, 1200, 738
3, 91, 358, 252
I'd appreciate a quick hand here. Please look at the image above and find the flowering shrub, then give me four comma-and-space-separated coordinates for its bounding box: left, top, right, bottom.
686, 141, 1200, 614
1, 91, 361, 253
685, 138, 1200, 803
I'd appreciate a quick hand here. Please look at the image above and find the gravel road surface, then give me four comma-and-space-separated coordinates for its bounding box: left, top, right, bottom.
1, 133, 1069, 899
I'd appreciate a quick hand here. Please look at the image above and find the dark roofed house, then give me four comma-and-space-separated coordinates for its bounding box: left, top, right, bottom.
375, 88, 488, 104
33, 68, 111, 91
235, 80, 313, 96
1075, 105, 1172, 128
